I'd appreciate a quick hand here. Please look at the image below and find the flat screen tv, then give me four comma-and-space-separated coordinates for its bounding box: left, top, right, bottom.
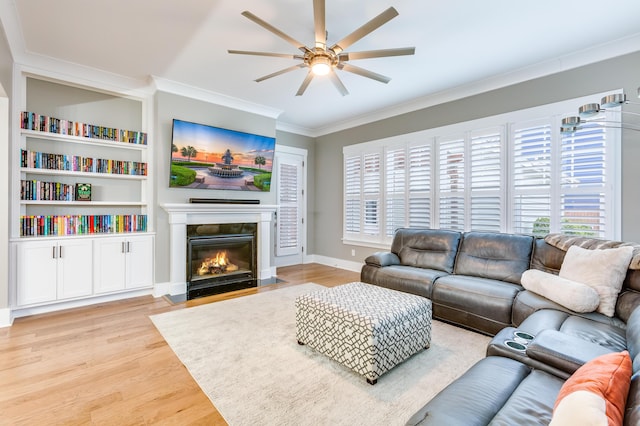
170, 119, 276, 192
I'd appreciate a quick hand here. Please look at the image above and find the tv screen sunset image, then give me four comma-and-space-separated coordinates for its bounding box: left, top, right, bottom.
170, 119, 276, 192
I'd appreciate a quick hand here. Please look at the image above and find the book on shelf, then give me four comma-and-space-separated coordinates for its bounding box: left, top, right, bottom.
20, 111, 147, 145
74, 183, 92, 201
20, 214, 147, 237
20, 149, 148, 176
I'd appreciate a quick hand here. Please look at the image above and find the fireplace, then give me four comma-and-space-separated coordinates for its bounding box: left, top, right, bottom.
161, 203, 277, 299
186, 223, 257, 298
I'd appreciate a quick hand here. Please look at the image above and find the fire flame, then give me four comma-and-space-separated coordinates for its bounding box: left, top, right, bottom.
197, 251, 239, 276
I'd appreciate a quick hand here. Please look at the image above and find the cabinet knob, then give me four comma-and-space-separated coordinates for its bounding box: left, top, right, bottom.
52, 246, 57, 259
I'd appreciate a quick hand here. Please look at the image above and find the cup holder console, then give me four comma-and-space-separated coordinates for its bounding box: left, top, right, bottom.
504, 330, 535, 352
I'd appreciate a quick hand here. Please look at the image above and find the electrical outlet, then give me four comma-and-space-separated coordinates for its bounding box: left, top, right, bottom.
351, 249, 356, 257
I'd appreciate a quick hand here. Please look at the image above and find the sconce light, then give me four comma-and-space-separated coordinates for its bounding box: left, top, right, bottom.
561, 88, 640, 134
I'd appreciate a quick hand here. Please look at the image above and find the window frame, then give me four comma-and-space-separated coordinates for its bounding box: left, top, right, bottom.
342, 91, 622, 248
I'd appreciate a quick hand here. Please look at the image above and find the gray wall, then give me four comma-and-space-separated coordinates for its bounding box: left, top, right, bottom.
314, 51, 640, 263
153, 91, 314, 283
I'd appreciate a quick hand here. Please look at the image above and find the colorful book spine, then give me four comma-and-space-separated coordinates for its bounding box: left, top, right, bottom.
20, 111, 147, 145
20, 149, 148, 176
19, 214, 147, 237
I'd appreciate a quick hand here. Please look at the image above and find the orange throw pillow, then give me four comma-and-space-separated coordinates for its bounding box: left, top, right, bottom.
551, 351, 632, 426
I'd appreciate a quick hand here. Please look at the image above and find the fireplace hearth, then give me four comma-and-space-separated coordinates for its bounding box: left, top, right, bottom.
186, 223, 257, 299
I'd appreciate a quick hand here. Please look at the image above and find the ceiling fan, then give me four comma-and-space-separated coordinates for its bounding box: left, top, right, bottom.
228, 0, 415, 96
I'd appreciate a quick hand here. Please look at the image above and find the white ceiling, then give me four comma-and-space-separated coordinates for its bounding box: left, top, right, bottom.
2, 0, 640, 135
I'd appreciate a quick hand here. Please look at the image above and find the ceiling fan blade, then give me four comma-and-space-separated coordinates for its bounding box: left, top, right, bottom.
241, 11, 310, 53
329, 71, 349, 96
313, 0, 326, 49
228, 50, 302, 60
338, 63, 391, 84
255, 65, 305, 83
330, 7, 399, 54
296, 72, 315, 96
338, 47, 415, 61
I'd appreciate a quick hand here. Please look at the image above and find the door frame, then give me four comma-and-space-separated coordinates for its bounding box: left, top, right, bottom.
273, 145, 308, 267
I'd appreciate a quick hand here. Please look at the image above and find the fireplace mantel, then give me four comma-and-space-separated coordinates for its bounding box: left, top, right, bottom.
162, 203, 278, 295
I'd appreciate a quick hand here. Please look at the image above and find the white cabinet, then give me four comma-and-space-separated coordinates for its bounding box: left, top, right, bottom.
94, 235, 154, 294
16, 239, 93, 306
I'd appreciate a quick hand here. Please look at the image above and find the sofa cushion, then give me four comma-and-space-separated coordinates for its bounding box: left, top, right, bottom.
521, 269, 600, 313
405, 356, 536, 426
432, 275, 521, 334
551, 351, 632, 426
406, 356, 562, 425
559, 246, 634, 317
390, 228, 461, 273
454, 232, 533, 284
360, 264, 446, 299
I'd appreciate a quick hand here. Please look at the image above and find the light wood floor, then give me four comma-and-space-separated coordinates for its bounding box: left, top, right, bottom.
0, 264, 360, 425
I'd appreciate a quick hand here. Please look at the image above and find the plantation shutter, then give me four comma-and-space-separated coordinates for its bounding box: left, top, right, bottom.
363, 153, 381, 237
469, 129, 503, 232
511, 120, 552, 235
276, 159, 301, 256
344, 155, 361, 235
559, 122, 608, 238
385, 147, 406, 237
408, 143, 432, 227
438, 136, 465, 230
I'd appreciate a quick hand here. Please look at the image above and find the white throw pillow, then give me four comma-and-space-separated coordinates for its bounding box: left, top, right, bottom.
521, 269, 600, 313
559, 246, 634, 317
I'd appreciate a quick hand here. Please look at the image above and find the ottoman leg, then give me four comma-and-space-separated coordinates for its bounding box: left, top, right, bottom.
297, 340, 305, 345
367, 378, 377, 385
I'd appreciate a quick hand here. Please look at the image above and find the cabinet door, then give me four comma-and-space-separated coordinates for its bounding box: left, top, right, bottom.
126, 235, 154, 289
16, 240, 58, 305
93, 238, 127, 294
58, 240, 93, 299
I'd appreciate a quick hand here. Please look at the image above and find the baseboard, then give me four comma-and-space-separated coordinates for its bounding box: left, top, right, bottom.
10, 289, 153, 319
0, 307, 13, 328
153, 281, 183, 297
307, 255, 362, 273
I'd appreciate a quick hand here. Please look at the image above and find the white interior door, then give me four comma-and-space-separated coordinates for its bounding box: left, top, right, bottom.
274, 147, 306, 266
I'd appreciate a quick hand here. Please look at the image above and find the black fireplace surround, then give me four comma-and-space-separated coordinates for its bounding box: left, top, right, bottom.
186, 223, 257, 299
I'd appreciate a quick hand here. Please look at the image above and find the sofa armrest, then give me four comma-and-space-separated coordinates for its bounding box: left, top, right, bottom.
526, 329, 613, 375
364, 252, 400, 267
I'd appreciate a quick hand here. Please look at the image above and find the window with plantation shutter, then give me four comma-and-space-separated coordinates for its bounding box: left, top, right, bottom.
437, 136, 465, 230
363, 153, 381, 237
385, 147, 406, 237
344, 155, 361, 235
559, 121, 608, 238
408, 142, 432, 228
343, 91, 620, 246
276, 161, 301, 256
469, 129, 503, 232
511, 120, 553, 235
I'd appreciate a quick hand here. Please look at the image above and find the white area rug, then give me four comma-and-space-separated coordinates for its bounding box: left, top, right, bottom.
150, 283, 491, 426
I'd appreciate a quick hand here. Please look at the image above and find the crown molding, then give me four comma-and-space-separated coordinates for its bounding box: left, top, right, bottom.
308, 32, 640, 137
151, 76, 283, 120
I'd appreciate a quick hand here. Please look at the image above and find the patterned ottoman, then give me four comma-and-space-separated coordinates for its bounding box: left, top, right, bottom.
295, 282, 432, 385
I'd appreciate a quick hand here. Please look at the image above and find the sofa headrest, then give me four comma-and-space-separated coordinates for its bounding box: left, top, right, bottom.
454, 231, 534, 284
391, 228, 462, 273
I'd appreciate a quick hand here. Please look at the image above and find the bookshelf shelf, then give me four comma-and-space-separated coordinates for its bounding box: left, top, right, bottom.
21, 167, 147, 180
21, 129, 148, 151
20, 200, 147, 206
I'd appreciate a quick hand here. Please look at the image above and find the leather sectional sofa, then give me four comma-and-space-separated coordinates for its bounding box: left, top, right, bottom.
360, 228, 640, 425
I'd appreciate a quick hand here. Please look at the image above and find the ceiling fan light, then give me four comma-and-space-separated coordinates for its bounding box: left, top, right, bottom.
601, 93, 626, 108
578, 103, 601, 118
311, 56, 332, 76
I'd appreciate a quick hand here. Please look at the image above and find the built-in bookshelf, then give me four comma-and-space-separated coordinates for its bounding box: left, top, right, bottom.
10, 70, 154, 311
